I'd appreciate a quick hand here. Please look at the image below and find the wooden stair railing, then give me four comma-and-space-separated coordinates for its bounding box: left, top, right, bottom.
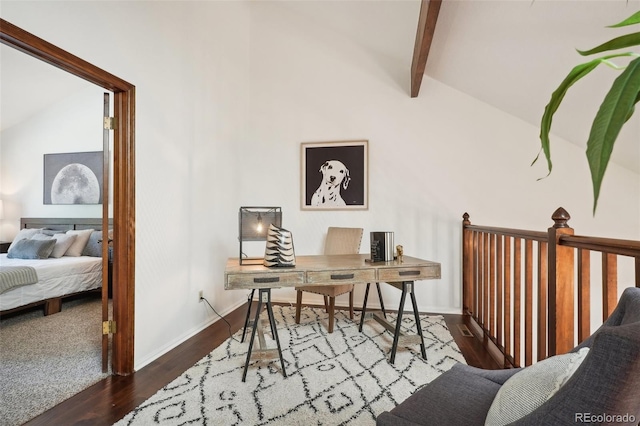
462, 207, 640, 369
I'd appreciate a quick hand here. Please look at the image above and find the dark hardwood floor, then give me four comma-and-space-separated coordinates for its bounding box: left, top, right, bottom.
25, 303, 499, 426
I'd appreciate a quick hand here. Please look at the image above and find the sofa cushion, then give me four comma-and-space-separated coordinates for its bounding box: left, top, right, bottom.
513, 320, 640, 425
377, 363, 504, 426
485, 348, 589, 426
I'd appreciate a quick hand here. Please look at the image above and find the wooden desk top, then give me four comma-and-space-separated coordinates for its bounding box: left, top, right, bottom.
224, 254, 441, 290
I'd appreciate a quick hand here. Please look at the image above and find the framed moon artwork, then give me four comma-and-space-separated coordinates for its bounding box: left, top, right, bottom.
43, 151, 104, 205
301, 140, 368, 210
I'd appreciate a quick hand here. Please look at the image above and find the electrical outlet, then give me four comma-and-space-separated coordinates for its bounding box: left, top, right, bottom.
198, 290, 204, 302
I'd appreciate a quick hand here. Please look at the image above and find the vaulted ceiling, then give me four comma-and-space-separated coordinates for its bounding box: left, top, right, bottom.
2, 1, 639, 172
425, 0, 640, 173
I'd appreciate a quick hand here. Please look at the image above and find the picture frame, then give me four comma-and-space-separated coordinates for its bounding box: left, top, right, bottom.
43, 151, 103, 205
301, 140, 368, 210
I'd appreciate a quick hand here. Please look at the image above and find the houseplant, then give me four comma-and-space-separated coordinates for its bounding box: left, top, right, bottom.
534, 10, 640, 213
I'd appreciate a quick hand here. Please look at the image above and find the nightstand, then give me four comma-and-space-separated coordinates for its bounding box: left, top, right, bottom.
0, 241, 10, 254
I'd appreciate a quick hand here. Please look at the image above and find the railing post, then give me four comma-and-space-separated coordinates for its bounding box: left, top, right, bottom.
462, 213, 472, 315
548, 207, 575, 356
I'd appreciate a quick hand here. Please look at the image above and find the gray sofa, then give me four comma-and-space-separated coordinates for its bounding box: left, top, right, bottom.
377, 287, 640, 426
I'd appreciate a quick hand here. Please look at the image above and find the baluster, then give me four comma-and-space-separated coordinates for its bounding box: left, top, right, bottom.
490, 233, 496, 338
578, 249, 591, 343
525, 239, 533, 366
602, 253, 617, 320
513, 237, 522, 367
496, 235, 504, 354
473, 231, 479, 321
462, 213, 473, 315
483, 232, 489, 332
504, 236, 512, 367
537, 241, 548, 361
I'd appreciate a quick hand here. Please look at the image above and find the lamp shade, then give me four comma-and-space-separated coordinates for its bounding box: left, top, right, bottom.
239, 207, 282, 264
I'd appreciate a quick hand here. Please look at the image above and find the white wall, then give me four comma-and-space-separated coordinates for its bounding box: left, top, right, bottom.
1, 1, 638, 370
0, 86, 106, 240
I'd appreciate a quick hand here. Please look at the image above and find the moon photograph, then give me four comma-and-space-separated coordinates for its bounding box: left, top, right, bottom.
44, 151, 103, 205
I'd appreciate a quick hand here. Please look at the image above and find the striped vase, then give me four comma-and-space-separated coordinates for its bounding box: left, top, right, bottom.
263, 224, 296, 267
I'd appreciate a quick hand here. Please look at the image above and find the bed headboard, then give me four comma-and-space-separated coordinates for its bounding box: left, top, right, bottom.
20, 217, 113, 232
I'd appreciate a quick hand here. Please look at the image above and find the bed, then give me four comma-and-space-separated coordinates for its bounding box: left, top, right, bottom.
0, 217, 112, 316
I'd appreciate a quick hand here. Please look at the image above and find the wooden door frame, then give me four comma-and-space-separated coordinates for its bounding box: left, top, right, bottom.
1, 18, 135, 375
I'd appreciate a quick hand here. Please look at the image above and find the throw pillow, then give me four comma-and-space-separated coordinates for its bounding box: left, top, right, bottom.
50, 233, 78, 258
82, 231, 103, 257
7, 238, 56, 259
31, 234, 53, 241
7, 228, 43, 252
485, 347, 590, 425
64, 229, 94, 257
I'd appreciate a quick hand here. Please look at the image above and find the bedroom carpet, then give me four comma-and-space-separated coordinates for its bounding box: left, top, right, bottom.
115, 305, 466, 426
0, 295, 109, 426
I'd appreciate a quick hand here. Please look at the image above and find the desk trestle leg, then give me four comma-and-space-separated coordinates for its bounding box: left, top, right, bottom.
241, 288, 287, 382
360, 281, 426, 365
359, 282, 388, 332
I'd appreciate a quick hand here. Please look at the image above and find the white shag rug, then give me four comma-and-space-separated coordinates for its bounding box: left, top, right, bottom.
115, 305, 466, 426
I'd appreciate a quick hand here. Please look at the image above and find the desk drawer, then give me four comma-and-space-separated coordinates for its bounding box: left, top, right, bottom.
226, 272, 304, 289
306, 269, 376, 285
377, 265, 440, 282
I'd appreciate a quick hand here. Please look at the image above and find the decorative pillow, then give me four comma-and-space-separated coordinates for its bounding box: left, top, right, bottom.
31, 234, 53, 241
485, 347, 590, 425
82, 231, 104, 257
7, 238, 56, 259
41, 229, 66, 236
50, 233, 78, 258
8, 228, 43, 252
64, 229, 94, 257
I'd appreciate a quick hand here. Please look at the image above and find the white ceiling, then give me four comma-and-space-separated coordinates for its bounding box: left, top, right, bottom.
427, 0, 640, 173
1, 0, 639, 172
0, 44, 96, 131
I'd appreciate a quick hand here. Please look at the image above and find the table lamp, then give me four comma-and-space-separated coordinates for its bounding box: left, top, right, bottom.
238, 207, 282, 265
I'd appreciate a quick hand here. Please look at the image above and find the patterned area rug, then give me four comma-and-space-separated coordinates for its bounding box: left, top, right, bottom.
115, 306, 466, 426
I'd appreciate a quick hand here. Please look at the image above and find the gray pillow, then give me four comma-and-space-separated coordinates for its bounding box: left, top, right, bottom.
82, 231, 103, 257
7, 238, 56, 259
8, 228, 43, 252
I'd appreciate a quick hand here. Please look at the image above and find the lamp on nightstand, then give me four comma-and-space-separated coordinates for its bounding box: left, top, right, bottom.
238, 207, 282, 265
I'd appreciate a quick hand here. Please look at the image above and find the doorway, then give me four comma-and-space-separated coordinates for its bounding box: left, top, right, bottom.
0, 18, 136, 375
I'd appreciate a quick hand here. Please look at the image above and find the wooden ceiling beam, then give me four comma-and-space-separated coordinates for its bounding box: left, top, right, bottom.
410, 0, 442, 98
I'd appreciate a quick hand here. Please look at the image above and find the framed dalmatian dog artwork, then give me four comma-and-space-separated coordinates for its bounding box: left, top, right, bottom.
301, 140, 368, 211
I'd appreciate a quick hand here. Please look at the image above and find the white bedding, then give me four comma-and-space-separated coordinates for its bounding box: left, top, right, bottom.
0, 254, 102, 311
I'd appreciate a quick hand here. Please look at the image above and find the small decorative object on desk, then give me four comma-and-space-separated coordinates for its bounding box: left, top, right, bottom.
264, 224, 296, 267
396, 245, 403, 263
370, 231, 394, 262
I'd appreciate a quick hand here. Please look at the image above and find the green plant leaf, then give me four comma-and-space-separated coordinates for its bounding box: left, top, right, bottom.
535, 57, 617, 175
577, 32, 640, 56
586, 56, 640, 213
535, 53, 638, 176
608, 10, 640, 28
625, 91, 640, 122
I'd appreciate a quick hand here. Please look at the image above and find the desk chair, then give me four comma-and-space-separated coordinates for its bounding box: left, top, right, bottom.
295, 227, 363, 333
